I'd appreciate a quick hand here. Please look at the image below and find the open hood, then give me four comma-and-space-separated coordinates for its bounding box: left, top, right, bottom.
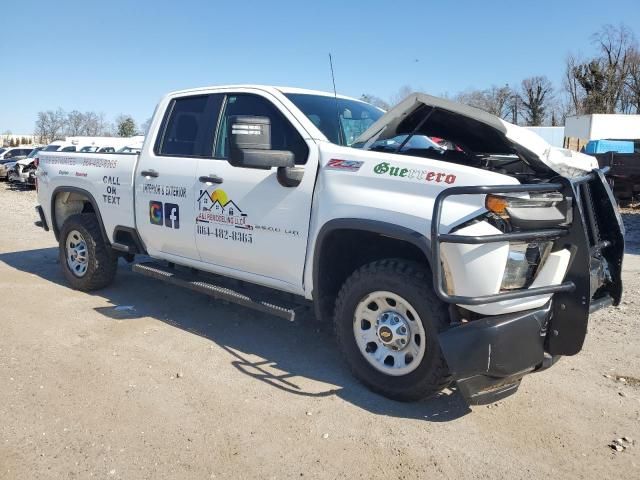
16, 158, 34, 166
355, 93, 597, 178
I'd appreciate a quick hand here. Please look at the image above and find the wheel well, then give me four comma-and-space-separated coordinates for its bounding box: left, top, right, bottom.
314, 228, 429, 322
52, 189, 105, 242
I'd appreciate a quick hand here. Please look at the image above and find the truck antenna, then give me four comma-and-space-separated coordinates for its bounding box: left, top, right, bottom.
328, 53, 344, 145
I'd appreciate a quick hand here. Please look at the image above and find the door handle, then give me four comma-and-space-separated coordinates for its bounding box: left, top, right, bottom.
140, 169, 159, 178
199, 175, 223, 184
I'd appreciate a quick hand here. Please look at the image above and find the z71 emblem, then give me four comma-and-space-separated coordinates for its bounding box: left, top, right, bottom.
325, 159, 364, 172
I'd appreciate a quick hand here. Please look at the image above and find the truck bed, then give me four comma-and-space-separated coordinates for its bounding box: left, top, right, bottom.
36, 151, 139, 242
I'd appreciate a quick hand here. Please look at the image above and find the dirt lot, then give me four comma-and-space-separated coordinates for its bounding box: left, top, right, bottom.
0, 182, 638, 480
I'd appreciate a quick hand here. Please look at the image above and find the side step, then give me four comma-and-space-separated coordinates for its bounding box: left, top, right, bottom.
132, 261, 301, 321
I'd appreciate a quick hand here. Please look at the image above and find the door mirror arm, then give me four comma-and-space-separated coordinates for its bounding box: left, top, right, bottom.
277, 166, 304, 187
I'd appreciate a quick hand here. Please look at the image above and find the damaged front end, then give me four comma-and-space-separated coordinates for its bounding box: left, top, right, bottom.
433, 169, 624, 405
354, 92, 624, 405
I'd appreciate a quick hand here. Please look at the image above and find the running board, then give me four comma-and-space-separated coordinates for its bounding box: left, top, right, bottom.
132, 262, 300, 321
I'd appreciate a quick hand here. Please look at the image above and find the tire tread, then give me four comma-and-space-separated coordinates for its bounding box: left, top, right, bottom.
334, 259, 451, 401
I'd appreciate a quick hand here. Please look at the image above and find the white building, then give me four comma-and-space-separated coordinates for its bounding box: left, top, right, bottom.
564, 114, 640, 150
523, 127, 565, 148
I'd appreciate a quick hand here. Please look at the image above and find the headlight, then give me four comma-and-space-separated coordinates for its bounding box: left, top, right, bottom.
486, 192, 569, 227
501, 241, 552, 290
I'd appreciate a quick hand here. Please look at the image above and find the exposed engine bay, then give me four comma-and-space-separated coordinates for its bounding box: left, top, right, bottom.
354, 92, 598, 181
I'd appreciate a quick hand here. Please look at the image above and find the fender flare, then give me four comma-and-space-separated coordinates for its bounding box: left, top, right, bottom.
312, 218, 432, 311
50, 186, 110, 244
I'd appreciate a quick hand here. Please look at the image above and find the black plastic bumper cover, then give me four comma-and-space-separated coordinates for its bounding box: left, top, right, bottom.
438, 302, 551, 405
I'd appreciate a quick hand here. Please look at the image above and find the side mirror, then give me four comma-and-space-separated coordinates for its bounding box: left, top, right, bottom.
227, 115, 295, 170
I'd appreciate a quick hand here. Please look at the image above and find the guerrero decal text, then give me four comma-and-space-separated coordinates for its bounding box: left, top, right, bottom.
373, 162, 456, 184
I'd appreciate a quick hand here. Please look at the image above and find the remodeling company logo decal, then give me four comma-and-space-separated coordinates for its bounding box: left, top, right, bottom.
149, 201, 179, 229
196, 188, 252, 230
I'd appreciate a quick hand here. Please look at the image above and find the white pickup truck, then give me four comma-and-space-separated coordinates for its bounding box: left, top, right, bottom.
34, 85, 624, 405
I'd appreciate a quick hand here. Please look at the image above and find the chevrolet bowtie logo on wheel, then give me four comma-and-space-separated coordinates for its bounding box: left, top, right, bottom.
379, 327, 393, 341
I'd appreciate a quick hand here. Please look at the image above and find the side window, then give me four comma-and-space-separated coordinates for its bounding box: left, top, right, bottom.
214, 94, 309, 165
61, 146, 76, 152
156, 94, 223, 157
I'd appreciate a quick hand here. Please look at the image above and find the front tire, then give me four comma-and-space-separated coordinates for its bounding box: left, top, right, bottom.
59, 213, 118, 291
334, 259, 451, 402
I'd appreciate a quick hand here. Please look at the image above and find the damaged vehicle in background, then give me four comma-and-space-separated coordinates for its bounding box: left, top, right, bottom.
0, 146, 34, 180
34, 86, 623, 406
7, 147, 44, 186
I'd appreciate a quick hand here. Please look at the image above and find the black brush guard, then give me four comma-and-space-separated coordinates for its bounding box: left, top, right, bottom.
432, 169, 623, 405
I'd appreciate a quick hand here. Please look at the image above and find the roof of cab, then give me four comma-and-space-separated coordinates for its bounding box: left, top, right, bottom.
165, 84, 363, 102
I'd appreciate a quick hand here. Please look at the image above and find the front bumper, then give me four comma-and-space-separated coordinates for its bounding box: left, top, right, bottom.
439, 303, 552, 405
433, 169, 624, 405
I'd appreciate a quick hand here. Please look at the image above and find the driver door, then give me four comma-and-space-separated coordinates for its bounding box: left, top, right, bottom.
194, 91, 318, 292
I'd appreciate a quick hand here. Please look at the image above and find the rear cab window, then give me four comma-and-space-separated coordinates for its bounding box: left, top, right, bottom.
156, 94, 223, 157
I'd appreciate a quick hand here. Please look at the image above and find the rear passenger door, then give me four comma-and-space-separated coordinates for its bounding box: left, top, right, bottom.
135, 93, 224, 261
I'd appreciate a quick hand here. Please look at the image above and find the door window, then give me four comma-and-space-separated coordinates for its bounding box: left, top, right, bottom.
156, 94, 223, 158
214, 94, 308, 164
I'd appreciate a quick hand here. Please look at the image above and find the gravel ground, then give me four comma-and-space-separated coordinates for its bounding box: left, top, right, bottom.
0, 182, 639, 479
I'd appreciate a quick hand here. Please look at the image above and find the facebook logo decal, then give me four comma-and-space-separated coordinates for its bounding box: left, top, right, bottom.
164, 203, 180, 229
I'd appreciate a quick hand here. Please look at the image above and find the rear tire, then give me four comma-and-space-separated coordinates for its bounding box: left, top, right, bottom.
59, 213, 118, 291
334, 259, 451, 401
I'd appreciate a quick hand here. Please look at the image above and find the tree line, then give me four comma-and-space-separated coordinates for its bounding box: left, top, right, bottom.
2, 136, 33, 147
362, 23, 640, 126
34, 109, 144, 144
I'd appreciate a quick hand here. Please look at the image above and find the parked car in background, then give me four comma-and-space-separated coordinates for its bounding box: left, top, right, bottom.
0, 146, 35, 179
79, 146, 117, 153
43, 137, 145, 154
42, 141, 80, 152
7, 147, 44, 186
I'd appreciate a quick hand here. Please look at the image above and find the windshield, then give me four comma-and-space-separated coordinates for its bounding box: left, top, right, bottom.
285, 93, 384, 146
0, 148, 5, 155
27, 148, 42, 158
368, 134, 445, 154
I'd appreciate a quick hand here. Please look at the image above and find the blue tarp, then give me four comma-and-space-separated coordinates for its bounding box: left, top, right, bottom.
585, 140, 634, 154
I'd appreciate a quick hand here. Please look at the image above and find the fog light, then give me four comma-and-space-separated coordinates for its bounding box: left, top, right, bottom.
501, 242, 552, 290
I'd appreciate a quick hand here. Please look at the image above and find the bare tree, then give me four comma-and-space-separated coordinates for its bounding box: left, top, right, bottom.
360, 94, 390, 110
626, 47, 640, 113
564, 23, 638, 114
389, 85, 415, 106
140, 117, 153, 135
66, 110, 85, 136
34, 109, 67, 144
519, 76, 554, 126
81, 112, 111, 136
592, 24, 636, 113
455, 85, 512, 119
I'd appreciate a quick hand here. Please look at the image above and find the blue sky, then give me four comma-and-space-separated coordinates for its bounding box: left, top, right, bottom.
1, 0, 639, 133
